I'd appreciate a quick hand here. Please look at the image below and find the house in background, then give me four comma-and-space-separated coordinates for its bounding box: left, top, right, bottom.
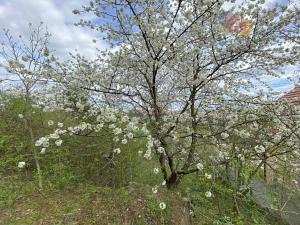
261, 85, 300, 184
280, 84, 300, 105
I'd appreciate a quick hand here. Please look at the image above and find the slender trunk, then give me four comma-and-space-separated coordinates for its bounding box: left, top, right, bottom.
263, 163, 267, 182
263, 154, 267, 182
233, 195, 240, 215
24, 92, 43, 190
225, 162, 230, 182
30, 123, 43, 190
237, 167, 241, 188
24, 115, 43, 190
217, 195, 222, 216
182, 76, 197, 171
237, 159, 243, 188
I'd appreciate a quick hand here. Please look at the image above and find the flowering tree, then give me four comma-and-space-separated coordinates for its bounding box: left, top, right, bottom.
59, 0, 300, 189
204, 98, 300, 190
0, 22, 52, 189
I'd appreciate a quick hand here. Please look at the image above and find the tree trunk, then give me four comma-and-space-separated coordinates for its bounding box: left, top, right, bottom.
263, 162, 267, 182
25, 116, 43, 190
263, 153, 267, 182
166, 172, 181, 189
225, 162, 230, 182
24, 92, 43, 190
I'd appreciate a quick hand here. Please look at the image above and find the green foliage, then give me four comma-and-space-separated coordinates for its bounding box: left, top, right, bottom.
213, 216, 234, 225
0, 95, 290, 224
180, 175, 286, 225
0, 175, 36, 208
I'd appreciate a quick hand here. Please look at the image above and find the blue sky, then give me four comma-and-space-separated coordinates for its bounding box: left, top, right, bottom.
0, 0, 299, 93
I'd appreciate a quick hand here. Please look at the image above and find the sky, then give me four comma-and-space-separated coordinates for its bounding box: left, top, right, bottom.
0, 0, 106, 59
0, 0, 299, 93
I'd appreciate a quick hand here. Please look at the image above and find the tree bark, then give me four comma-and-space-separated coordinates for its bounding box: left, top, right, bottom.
24, 93, 43, 190
166, 172, 181, 189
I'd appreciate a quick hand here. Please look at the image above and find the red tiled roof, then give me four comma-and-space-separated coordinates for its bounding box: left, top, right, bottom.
281, 85, 300, 104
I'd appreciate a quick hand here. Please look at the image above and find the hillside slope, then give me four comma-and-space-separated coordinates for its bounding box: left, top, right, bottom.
0, 179, 189, 225
0, 175, 290, 225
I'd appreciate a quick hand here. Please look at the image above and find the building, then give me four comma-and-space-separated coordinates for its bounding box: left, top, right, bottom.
280, 85, 300, 105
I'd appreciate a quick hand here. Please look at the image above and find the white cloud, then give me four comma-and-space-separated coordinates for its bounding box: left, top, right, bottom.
222, 0, 288, 11
0, 0, 106, 59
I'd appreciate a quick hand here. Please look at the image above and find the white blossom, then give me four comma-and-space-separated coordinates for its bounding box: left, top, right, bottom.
121, 139, 128, 144
40, 148, 46, 154
76, 102, 84, 111
196, 163, 204, 170
239, 130, 250, 139
18, 161, 26, 168
113, 137, 119, 143
35, 137, 49, 147
127, 132, 134, 139
221, 132, 229, 139
49, 133, 60, 139
121, 115, 129, 123
254, 145, 265, 154
205, 191, 212, 198
205, 173, 212, 179
153, 167, 159, 174
152, 186, 158, 194
55, 139, 63, 146
159, 202, 166, 210
109, 124, 116, 129
157, 146, 165, 154
113, 148, 121, 154
113, 127, 122, 135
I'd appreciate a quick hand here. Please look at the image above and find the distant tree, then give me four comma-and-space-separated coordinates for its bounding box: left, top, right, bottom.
0, 22, 52, 189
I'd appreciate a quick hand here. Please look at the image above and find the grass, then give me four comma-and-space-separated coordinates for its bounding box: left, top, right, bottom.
178, 174, 288, 225
0, 175, 189, 225
0, 172, 289, 225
